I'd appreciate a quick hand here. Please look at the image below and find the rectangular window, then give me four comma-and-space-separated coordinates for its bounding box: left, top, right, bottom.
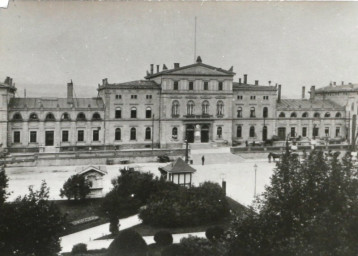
115, 95, 122, 99
290, 127, 296, 137
62, 130, 69, 142
115, 109, 121, 119
204, 82, 208, 90
325, 127, 330, 136
93, 130, 99, 141
173, 81, 179, 90
131, 95, 137, 99
30, 131, 37, 143
78, 130, 84, 142
336, 127, 340, 137
313, 127, 319, 138
189, 82, 194, 90
237, 95, 243, 100
13, 131, 20, 143
218, 82, 223, 91
302, 127, 307, 137
45, 131, 54, 146
263, 96, 269, 100
250, 96, 256, 100
146, 95, 152, 99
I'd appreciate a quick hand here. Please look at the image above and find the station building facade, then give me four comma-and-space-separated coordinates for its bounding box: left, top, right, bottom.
0, 58, 351, 153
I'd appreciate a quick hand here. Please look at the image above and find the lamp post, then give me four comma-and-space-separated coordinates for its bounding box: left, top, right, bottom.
151, 114, 155, 151
254, 164, 257, 197
220, 172, 226, 196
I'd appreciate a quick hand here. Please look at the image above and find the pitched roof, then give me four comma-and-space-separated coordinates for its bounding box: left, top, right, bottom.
98, 80, 160, 90
233, 82, 277, 91
145, 62, 235, 79
315, 83, 358, 93
159, 158, 196, 174
76, 165, 107, 176
277, 99, 344, 110
8, 97, 105, 110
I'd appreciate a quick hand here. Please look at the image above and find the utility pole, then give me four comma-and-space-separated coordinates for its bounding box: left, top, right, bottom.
185, 131, 189, 163
152, 114, 155, 151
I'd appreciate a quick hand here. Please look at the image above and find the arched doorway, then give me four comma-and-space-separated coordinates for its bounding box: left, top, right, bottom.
186, 125, 195, 143
262, 126, 268, 141
201, 124, 209, 143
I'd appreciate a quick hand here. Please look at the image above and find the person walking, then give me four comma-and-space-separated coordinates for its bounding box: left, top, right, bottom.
202, 155, 205, 165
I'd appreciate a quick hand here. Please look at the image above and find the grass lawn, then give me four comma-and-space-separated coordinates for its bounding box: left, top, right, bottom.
97, 196, 249, 240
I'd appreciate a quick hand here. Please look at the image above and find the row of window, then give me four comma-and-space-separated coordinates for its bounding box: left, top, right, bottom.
237, 107, 268, 118
169, 126, 224, 139
12, 112, 102, 122
171, 100, 224, 117
115, 107, 153, 119
278, 112, 342, 118
237, 95, 270, 100
173, 81, 223, 91
115, 94, 153, 100
13, 127, 153, 144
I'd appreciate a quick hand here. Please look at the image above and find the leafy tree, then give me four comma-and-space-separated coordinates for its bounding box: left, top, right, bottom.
107, 229, 147, 256
0, 181, 67, 256
206, 226, 225, 242
0, 167, 8, 206
71, 243, 87, 254
154, 231, 173, 246
226, 150, 358, 256
109, 216, 120, 235
179, 236, 228, 256
60, 174, 91, 201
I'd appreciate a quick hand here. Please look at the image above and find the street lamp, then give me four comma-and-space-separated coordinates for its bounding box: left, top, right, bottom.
253, 164, 257, 197
220, 172, 226, 196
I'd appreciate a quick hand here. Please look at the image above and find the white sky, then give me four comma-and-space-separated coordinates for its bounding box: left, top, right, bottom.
1, 1, 358, 98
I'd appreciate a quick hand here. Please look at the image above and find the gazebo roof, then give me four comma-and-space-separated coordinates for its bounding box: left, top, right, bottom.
159, 158, 196, 174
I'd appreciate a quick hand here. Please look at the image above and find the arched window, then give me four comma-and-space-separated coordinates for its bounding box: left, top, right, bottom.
29, 113, 39, 121
263, 107, 268, 118
217, 101, 224, 116
250, 107, 256, 118
237, 126, 242, 138
249, 126, 255, 138
146, 107, 152, 119
352, 103, 354, 111
314, 112, 320, 118
92, 112, 101, 121
145, 127, 151, 140
115, 107, 121, 119
131, 107, 137, 118
187, 101, 195, 116
172, 101, 180, 117
302, 112, 308, 118
290, 112, 297, 118
130, 127, 136, 140
61, 113, 71, 121
172, 127, 178, 139
324, 112, 331, 118
335, 112, 342, 118
12, 113, 22, 121
45, 113, 55, 121
77, 112, 86, 121
115, 128, 121, 141
202, 101, 209, 115
217, 126, 223, 138
279, 112, 285, 118
237, 107, 242, 118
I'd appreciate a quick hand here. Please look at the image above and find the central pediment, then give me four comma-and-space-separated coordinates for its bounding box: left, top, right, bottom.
169, 65, 231, 76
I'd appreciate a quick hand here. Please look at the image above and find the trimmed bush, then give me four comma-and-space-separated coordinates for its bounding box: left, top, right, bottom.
139, 182, 229, 227
161, 244, 188, 256
205, 226, 225, 242
107, 229, 147, 256
179, 236, 226, 256
154, 231, 173, 246
71, 243, 87, 254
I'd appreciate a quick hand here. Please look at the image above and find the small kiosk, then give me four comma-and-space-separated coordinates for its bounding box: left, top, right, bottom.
76, 165, 107, 198
158, 158, 196, 187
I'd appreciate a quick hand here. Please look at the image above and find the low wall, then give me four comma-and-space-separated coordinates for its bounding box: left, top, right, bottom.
4, 148, 188, 167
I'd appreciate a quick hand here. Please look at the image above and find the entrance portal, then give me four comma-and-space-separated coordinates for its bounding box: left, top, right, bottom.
201, 125, 209, 143
278, 127, 286, 141
45, 131, 54, 146
186, 125, 195, 143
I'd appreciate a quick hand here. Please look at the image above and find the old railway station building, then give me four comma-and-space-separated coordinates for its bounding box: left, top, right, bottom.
0, 57, 351, 153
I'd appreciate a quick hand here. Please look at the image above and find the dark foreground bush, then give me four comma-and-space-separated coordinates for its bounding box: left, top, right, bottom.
107, 229, 147, 256
205, 226, 225, 242
161, 244, 189, 256
71, 243, 87, 254
154, 231, 173, 246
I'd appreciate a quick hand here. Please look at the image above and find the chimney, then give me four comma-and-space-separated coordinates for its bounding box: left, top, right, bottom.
238, 78, 242, 85
150, 64, 154, 75
162, 64, 168, 71
333, 81, 336, 86
67, 80, 73, 100
310, 86, 316, 100
102, 78, 108, 85
342, 81, 344, 85
277, 84, 282, 103
9, 78, 13, 86
243, 74, 248, 84
255, 80, 259, 85
174, 63, 180, 69
302, 86, 305, 99
268, 81, 271, 85
156, 65, 160, 73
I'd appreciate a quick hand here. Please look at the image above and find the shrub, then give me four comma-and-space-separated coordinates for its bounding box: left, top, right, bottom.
161, 244, 189, 256
139, 182, 229, 227
107, 229, 147, 256
109, 217, 119, 235
71, 243, 87, 254
154, 231, 173, 246
179, 236, 226, 256
60, 174, 91, 201
205, 226, 225, 242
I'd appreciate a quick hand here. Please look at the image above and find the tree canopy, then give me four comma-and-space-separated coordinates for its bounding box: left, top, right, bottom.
60, 174, 91, 201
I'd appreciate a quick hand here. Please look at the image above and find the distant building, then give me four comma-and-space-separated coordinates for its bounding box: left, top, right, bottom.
158, 158, 196, 187
76, 165, 107, 198
0, 57, 351, 153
